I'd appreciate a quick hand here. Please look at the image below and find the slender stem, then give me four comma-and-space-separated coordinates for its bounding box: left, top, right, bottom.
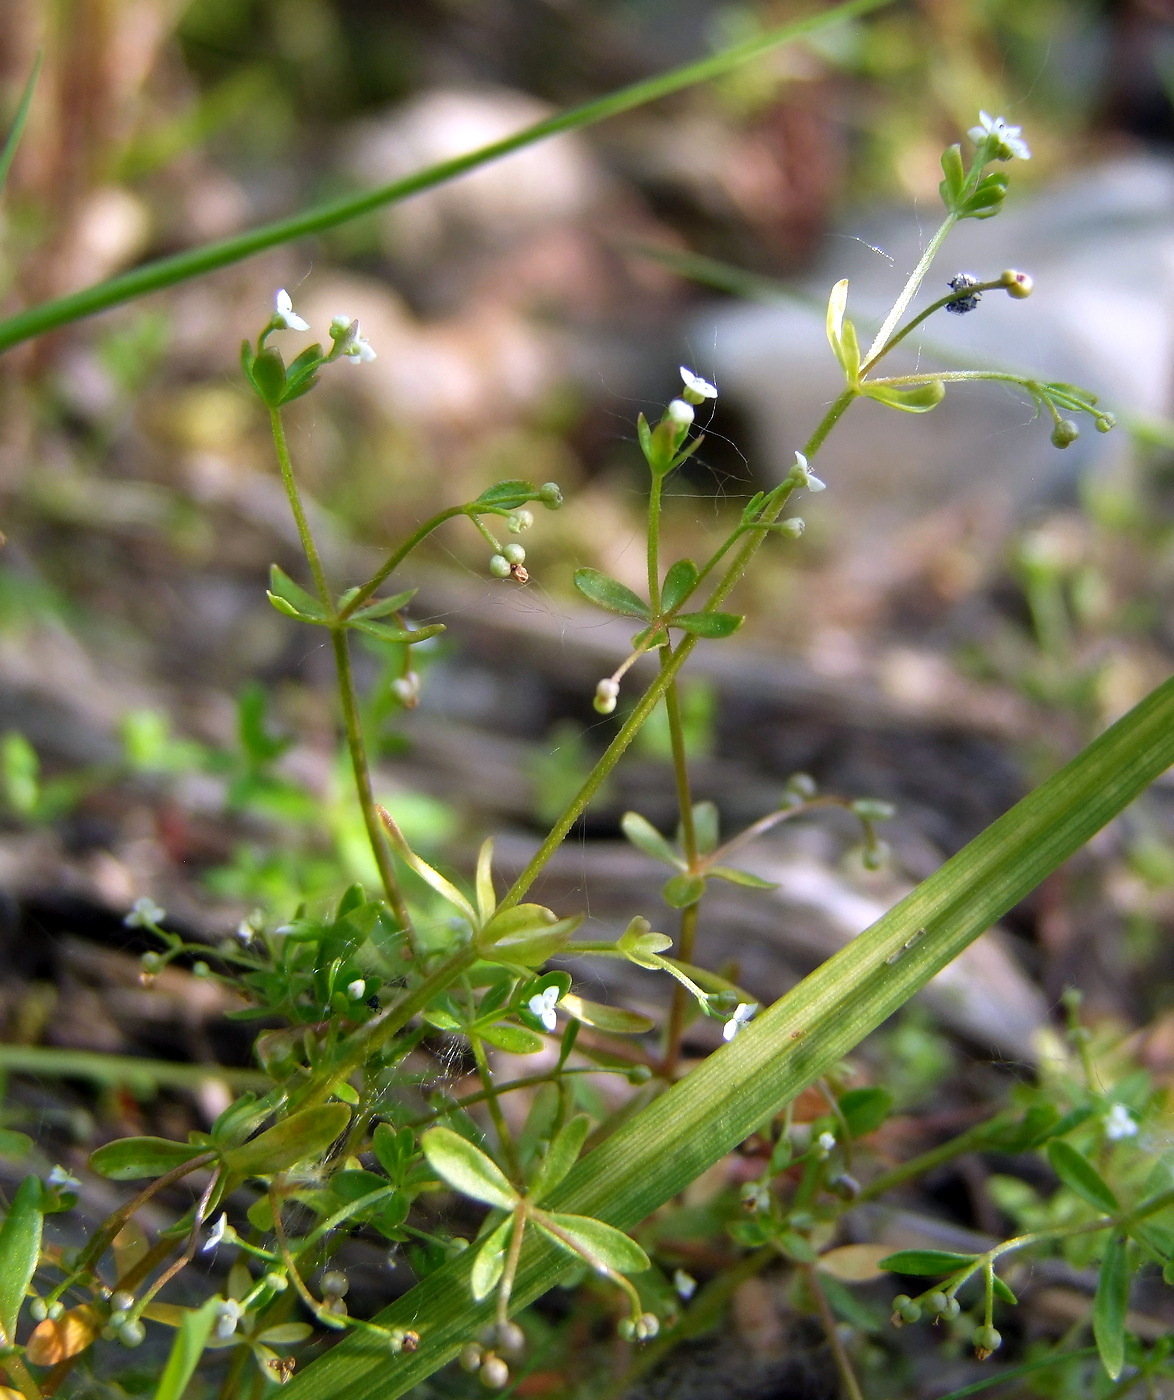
859, 279, 1009, 374
661, 664, 699, 1075
339, 506, 467, 620
500, 389, 856, 911
802, 1262, 866, 1400
290, 943, 482, 1110
857, 1113, 1014, 1203
1, 1354, 44, 1400
647, 476, 663, 613
662, 903, 698, 1078
470, 1035, 520, 1179
268, 409, 331, 608
406, 1065, 637, 1128
868, 370, 1031, 388
864, 214, 956, 364
496, 1208, 529, 1327
330, 627, 412, 933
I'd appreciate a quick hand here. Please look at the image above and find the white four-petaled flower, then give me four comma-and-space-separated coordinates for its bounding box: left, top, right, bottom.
1104, 1103, 1138, 1141
528, 985, 561, 1032
274, 288, 311, 332
967, 112, 1031, 162
790, 450, 826, 493
330, 315, 377, 363
47, 1165, 81, 1192
723, 1001, 758, 1041
680, 366, 718, 402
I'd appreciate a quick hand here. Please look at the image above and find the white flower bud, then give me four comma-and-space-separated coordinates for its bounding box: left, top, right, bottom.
346, 979, 366, 1001
666, 398, 694, 426
594, 678, 620, 715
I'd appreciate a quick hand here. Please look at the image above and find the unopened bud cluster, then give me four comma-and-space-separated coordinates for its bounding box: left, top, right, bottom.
617, 1312, 660, 1342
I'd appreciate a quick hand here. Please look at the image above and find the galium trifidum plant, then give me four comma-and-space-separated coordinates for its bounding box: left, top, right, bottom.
5, 23, 1174, 1400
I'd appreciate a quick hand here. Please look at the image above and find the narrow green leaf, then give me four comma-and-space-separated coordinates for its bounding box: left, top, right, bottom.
673, 611, 743, 638
661, 559, 699, 613
379, 809, 478, 925
636, 413, 654, 465
151, 1297, 220, 1400
692, 800, 719, 855
826, 278, 849, 365
0, 52, 41, 199
482, 905, 580, 964
462, 845, 492, 939
991, 1274, 1018, 1305
474, 479, 538, 508
620, 812, 682, 869
839, 316, 861, 382
0, 1176, 41, 1344
878, 1250, 977, 1277
268, 564, 327, 621
349, 618, 445, 643
837, 1086, 893, 1138
560, 995, 655, 1036
250, 346, 287, 406
90, 1137, 210, 1182
348, 588, 417, 620
707, 865, 777, 889
1047, 1140, 1119, 1215
663, 873, 706, 908
222, 1105, 350, 1180
478, 1023, 545, 1055
1093, 1233, 1129, 1380
939, 143, 965, 209
471, 1216, 513, 1301
538, 1213, 649, 1276
862, 380, 946, 414
422, 1127, 518, 1210
573, 568, 650, 619
529, 1116, 591, 1204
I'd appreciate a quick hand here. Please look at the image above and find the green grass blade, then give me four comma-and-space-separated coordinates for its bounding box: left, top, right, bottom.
0, 52, 41, 199
280, 672, 1174, 1399
0, 0, 889, 356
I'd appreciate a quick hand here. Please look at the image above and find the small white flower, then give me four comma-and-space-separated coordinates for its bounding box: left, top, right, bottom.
391, 672, 421, 709
202, 1213, 231, 1253
273, 288, 311, 332
124, 896, 165, 929
47, 1165, 81, 1192
346, 978, 366, 1001
816, 1131, 837, 1157
1104, 1103, 1138, 1141
213, 1297, 242, 1338
722, 1001, 758, 1041
330, 315, 376, 363
528, 985, 561, 1032
789, 450, 826, 493
673, 1269, 697, 1301
666, 398, 694, 426
967, 112, 1031, 162
740, 1180, 769, 1212
680, 366, 718, 402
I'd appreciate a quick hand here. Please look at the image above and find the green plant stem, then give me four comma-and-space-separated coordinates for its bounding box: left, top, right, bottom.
864, 214, 957, 363
339, 506, 467, 620
868, 370, 1029, 389
857, 1113, 1016, 1203
268, 409, 331, 608
502, 391, 855, 911
0, 0, 890, 358
859, 279, 1009, 374
329, 627, 412, 934
1, 1352, 44, 1400
291, 944, 481, 1110
802, 1261, 866, 1400
470, 1035, 520, 1179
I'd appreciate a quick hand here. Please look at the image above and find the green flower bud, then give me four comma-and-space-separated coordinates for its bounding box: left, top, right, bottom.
1050, 419, 1079, 448
47, 1300, 64, 1321
140, 952, 162, 975
489, 554, 511, 578
111, 1291, 135, 1314
508, 509, 533, 533
594, 678, 619, 715
617, 1317, 636, 1342
1001, 268, 1033, 298
539, 482, 563, 509
460, 1343, 484, 1372
777, 518, 805, 538
973, 1325, 1002, 1358
635, 1312, 660, 1341
320, 1270, 349, 1298
118, 1319, 146, 1348
926, 1291, 949, 1315
29, 1298, 47, 1323
502, 543, 526, 566
192, 961, 211, 979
